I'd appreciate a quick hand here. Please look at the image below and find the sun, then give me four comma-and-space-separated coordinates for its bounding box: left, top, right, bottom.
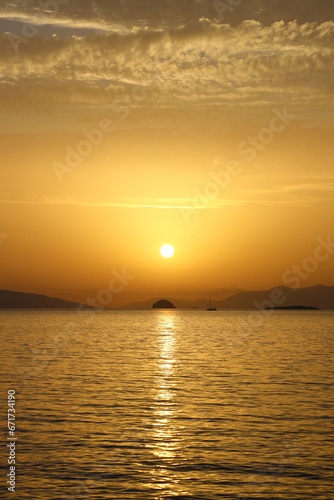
160, 244, 175, 258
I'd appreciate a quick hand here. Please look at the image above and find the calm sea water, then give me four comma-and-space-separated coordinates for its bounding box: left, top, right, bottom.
0, 310, 333, 499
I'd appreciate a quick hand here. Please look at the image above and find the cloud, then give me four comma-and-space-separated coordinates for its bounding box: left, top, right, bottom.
1, 0, 334, 29
0, 195, 216, 209
0, 19, 333, 129
0, 10, 128, 37
1, 177, 334, 210
238, 178, 334, 207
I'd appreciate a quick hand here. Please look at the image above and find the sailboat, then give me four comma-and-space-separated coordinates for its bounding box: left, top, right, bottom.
207, 294, 217, 311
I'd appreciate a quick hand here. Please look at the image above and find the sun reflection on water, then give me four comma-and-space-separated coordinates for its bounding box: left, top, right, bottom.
153, 312, 179, 459
145, 311, 189, 496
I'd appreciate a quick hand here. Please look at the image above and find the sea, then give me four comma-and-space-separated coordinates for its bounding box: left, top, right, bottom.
0, 310, 333, 499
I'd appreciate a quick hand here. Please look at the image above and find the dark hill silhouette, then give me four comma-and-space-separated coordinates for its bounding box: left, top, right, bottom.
265, 305, 319, 311
1, 285, 333, 310
218, 285, 333, 310
122, 291, 239, 309
0, 290, 82, 309
152, 299, 176, 309
123, 285, 334, 310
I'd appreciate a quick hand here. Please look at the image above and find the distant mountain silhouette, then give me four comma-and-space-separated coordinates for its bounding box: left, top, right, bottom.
152, 299, 176, 309
122, 290, 240, 309
123, 297, 206, 309
265, 305, 320, 311
1, 285, 333, 310
0, 290, 82, 309
217, 285, 333, 310
123, 285, 334, 310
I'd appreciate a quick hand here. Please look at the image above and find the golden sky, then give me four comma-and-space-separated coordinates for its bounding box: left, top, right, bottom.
0, 1, 334, 305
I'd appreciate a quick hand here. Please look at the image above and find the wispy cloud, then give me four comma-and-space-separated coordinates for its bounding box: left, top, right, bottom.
0, 19, 333, 127
1, 0, 334, 28
0, 196, 218, 209
0, 11, 128, 35
1, 181, 333, 210
238, 179, 334, 207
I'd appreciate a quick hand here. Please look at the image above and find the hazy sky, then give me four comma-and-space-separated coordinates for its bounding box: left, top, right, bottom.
0, 0, 333, 305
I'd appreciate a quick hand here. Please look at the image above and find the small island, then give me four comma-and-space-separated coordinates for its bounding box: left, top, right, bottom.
152, 299, 176, 309
265, 305, 320, 311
